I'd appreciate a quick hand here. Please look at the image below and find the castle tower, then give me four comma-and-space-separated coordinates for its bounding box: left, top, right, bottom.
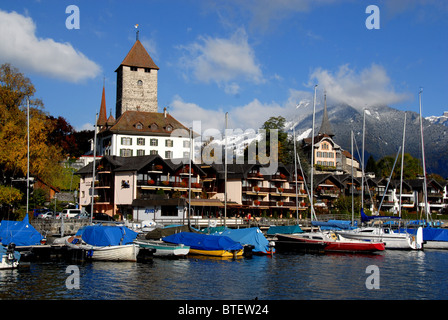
115, 39, 159, 119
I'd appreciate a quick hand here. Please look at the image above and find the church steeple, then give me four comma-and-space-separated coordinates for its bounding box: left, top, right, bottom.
97, 84, 107, 128
318, 92, 334, 138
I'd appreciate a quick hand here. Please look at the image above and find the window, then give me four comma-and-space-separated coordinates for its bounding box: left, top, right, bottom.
137, 149, 145, 156
137, 138, 145, 145
121, 137, 132, 146
135, 123, 143, 129
144, 68, 151, 73
166, 125, 173, 132
150, 123, 158, 131
183, 151, 190, 158
150, 150, 158, 155
130, 66, 138, 71
165, 151, 173, 159
137, 80, 143, 86
120, 149, 133, 157
165, 139, 173, 147
183, 140, 190, 148
150, 138, 158, 146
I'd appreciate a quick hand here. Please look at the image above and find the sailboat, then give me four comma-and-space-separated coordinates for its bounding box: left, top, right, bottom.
402, 89, 448, 249
337, 113, 423, 250
274, 89, 385, 253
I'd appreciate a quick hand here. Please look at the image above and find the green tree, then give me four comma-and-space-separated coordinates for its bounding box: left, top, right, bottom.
376, 153, 421, 179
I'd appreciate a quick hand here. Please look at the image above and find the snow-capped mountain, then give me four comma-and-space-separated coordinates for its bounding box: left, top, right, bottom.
427, 112, 448, 126
197, 103, 448, 178
291, 104, 448, 178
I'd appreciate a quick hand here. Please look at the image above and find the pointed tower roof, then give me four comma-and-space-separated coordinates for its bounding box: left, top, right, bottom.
318, 93, 334, 137
97, 85, 108, 127
116, 40, 159, 71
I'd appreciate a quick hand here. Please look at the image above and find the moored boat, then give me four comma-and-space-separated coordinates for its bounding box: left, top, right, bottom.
209, 227, 275, 256
282, 231, 385, 253
0, 243, 20, 269
274, 234, 328, 253
134, 239, 190, 257
337, 226, 423, 250
162, 232, 243, 257
66, 225, 141, 262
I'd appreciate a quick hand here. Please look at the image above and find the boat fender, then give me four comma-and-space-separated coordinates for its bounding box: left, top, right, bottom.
330, 233, 337, 241
87, 249, 94, 257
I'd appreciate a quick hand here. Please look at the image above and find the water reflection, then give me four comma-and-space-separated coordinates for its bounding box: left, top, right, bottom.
0, 250, 447, 300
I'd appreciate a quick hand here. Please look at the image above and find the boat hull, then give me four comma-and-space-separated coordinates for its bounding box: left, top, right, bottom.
85, 244, 140, 262
66, 238, 140, 262
337, 233, 410, 249
188, 248, 243, 257
135, 240, 190, 257
275, 234, 327, 253
278, 233, 385, 253
0, 254, 19, 269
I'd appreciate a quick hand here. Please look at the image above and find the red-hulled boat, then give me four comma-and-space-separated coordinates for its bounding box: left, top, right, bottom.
277, 231, 385, 253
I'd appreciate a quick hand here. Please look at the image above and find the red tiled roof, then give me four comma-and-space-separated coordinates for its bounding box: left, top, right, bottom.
97, 86, 108, 126
100, 110, 189, 136
116, 40, 159, 71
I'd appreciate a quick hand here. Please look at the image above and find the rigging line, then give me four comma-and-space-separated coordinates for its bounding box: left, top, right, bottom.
353, 133, 374, 206
295, 142, 317, 221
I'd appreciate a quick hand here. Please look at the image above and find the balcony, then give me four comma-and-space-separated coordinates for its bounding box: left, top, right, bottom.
271, 174, 287, 181
247, 172, 264, 180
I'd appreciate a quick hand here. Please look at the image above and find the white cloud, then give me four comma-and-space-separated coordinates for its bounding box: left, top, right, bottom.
169, 89, 307, 133
309, 64, 412, 109
76, 122, 94, 131
178, 28, 263, 94
0, 10, 101, 83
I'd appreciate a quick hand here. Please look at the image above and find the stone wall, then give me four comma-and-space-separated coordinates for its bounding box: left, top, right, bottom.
31, 219, 91, 237
116, 66, 158, 117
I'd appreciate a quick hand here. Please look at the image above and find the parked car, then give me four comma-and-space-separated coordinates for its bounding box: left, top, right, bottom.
37, 211, 55, 219
56, 209, 82, 219
74, 212, 90, 219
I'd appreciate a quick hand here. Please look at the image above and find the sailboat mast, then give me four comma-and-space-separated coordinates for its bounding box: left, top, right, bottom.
26, 98, 30, 216
90, 112, 98, 224
188, 126, 192, 226
310, 85, 317, 221
399, 113, 407, 218
418, 88, 429, 221
224, 112, 228, 227
293, 127, 299, 224
351, 130, 354, 225
361, 110, 365, 208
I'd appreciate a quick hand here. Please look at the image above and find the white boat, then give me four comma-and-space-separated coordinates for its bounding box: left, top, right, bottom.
0, 244, 20, 269
134, 239, 190, 257
65, 225, 141, 262
66, 236, 140, 262
337, 226, 423, 250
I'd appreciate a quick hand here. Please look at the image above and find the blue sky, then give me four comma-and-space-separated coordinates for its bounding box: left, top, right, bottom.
1, 0, 447, 132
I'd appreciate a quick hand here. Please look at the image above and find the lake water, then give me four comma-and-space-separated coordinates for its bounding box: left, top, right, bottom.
1, 249, 447, 303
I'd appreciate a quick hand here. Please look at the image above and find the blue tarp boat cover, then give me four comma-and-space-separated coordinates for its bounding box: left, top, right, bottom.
401, 227, 448, 242
312, 220, 357, 230
266, 225, 303, 235
361, 208, 400, 223
81, 225, 138, 246
211, 227, 273, 254
162, 232, 243, 251
0, 214, 43, 246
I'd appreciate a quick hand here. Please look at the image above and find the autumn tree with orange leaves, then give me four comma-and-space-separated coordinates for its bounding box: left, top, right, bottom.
0, 63, 65, 212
